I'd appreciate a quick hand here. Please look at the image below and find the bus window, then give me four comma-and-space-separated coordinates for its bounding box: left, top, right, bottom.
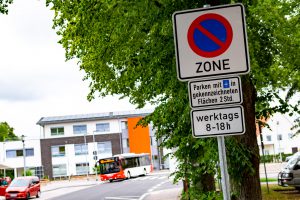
100, 161, 120, 174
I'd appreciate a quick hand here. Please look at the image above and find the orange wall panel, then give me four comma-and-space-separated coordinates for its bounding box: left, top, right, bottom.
128, 117, 151, 154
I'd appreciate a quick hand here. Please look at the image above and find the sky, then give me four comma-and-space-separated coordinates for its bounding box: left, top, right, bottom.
0, 0, 152, 139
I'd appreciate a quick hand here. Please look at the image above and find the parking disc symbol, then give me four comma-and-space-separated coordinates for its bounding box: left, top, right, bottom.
223, 80, 230, 88
187, 13, 233, 58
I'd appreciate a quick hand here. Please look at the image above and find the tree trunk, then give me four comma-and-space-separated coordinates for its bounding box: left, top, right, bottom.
234, 78, 262, 200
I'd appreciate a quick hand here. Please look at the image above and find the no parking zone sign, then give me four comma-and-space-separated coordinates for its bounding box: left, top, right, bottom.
173, 4, 250, 81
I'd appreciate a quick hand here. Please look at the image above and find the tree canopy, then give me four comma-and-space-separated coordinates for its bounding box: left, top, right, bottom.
0, 122, 18, 142
46, 0, 299, 199
0, 0, 13, 14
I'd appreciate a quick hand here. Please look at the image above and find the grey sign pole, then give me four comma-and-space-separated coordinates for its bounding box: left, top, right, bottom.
218, 136, 231, 200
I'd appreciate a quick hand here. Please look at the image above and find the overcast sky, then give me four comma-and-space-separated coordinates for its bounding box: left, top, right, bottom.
0, 0, 150, 139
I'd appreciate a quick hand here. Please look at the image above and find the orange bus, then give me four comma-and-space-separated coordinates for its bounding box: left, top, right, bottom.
99, 153, 152, 182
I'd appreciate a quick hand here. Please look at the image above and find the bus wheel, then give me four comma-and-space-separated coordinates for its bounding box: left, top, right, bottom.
109, 179, 113, 183
127, 172, 131, 179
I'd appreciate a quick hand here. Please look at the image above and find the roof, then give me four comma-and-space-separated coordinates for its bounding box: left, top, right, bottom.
0, 163, 13, 169
36, 109, 153, 126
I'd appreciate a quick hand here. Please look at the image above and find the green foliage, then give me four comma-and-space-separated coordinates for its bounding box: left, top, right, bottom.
0, 122, 18, 142
291, 117, 300, 136
260, 153, 293, 163
22, 170, 33, 176
0, 169, 14, 179
181, 189, 222, 200
226, 138, 255, 183
245, 0, 300, 119
260, 177, 277, 182
0, 0, 13, 14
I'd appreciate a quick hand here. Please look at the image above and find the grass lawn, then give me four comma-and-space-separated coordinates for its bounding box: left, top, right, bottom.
260, 177, 277, 182
262, 184, 300, 200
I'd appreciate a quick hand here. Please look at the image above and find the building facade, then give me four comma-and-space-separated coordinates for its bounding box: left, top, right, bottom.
0, 140, 42, 178
257, 113, 299, 158
36, 110, 162, 179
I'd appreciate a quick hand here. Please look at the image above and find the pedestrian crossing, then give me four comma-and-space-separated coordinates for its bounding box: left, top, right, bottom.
126, 175, 169, 182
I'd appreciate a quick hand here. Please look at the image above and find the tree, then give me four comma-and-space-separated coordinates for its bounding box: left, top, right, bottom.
0, 122, 18, 141
0, 0, 13, 14
46, 0, 299, 199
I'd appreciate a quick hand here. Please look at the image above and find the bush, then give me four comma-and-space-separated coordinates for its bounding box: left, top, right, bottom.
0, 169, 14, 179
22, 170, 33, 176
260, 153, 293, 163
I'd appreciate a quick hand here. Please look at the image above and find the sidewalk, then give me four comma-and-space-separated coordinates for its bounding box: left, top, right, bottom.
259, 162, 286, 178
41, 179, 100, 192
142, 188, 182, 200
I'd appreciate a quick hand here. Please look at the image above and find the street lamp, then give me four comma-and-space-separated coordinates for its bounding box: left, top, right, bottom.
21, 135, 26, 177
65, 141, 70, 180
3, 137, 6, 177
92, 130, 98, 181
277, 121, 282, 162
83, 133, 89, 181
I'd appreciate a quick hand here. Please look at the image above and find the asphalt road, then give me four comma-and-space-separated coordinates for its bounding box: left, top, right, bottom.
47, 173, 181, 200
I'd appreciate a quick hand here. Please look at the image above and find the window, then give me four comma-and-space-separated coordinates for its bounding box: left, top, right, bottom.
74, 144, 88, 155
122, 138, 129, 148
150, 137, 157, 146
25, 149, 34, 156
76, 163, 89, 175
51, 127, 64, 136
51, 145, 65, 157
121, 121, 128, 130
292, 147, 298, 154
277, 134, 282, 141
96, 123, 110, 132
52, 164, 67, 177
266, 135, 272, 141
97, 141, 112, 155
73, 125, 87, 134
6, 148, 34, 158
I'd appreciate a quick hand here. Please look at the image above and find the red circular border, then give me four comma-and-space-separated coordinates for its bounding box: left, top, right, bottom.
187, 13, 233, 58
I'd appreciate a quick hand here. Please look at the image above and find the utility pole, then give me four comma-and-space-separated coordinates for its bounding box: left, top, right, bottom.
277, 121, 282, 162
84, 133, 89, 181
21, 135, 26, 177
92, 131, 98, 181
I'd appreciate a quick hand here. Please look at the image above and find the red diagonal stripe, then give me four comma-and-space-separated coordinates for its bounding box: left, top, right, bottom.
196, 24, 225, 47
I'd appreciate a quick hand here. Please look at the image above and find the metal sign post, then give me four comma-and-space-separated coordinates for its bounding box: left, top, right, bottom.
218, 136, 231, 200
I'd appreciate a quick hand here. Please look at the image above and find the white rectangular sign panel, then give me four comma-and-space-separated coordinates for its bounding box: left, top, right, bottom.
191, 106, 245, 138
189, 76, 242, 108
173, 4, 250, 81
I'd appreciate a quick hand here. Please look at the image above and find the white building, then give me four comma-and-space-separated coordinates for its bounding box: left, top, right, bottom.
0, 139, 42, 178
36, 110, 164, 179
257, 113, 299, 157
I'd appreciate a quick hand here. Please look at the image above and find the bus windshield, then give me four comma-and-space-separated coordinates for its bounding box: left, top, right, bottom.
99, 159, 120, 174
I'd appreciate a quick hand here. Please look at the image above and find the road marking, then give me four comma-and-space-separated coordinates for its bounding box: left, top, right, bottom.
138, 180, 170, 200
158, 176, 167, 179
105, 196, 139, 200
127, 175, 168, 182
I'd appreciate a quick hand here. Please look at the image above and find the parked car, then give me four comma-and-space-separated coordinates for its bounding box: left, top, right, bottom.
0, 177, 11, 196
285, 152, 300, 162
5, 176, 41, 200
278, 152, 300, 190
